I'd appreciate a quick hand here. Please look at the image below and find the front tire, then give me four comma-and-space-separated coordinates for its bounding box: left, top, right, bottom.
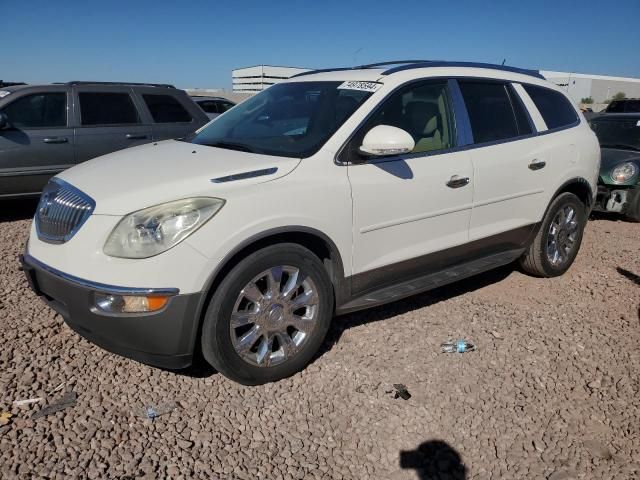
201, 243, 333, 385
519, 192, 587, 277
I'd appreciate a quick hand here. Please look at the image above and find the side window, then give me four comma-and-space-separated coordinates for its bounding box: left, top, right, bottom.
143, 94, 193, 123
522, 84, 578, 130
218, 101, 234, 113
359, 81, 456, 155
458, 81, 520, 143
79, 92, 140, 126
1, 92, 66, 129
198, 101, 218, 114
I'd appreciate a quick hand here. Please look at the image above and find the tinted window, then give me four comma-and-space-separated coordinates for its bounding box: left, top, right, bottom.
143, 94, 192, 123
2, 93, 66, 128
607, 99, 640, 113
197, 101, 218, 114
459, 81, 520, 143
218, 101, 234, 113
522, 84, 578, 129
606, 101, 625, 113
79, 92, 140, 126
358, 81, 455, 155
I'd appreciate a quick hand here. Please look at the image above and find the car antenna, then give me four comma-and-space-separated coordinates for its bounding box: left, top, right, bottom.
501, 58, 506, 66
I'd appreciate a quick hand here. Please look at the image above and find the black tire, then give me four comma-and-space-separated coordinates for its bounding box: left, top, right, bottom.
519, 192, 587, 277
625, 189, 640, 222
201, 243, 333, 385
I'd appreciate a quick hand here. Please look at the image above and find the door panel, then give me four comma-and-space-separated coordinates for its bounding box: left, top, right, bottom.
345, 79, 474, 294
349, 151, 474, 292
0, 90, 73, 196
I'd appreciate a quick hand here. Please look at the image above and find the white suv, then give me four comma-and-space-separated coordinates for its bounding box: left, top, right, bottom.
21, 61, 600, 385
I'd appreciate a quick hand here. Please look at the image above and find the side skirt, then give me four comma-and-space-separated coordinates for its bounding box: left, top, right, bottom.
336, 248, 524, 314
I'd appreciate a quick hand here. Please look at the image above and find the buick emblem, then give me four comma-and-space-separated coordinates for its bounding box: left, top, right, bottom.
38, 193, 53, 217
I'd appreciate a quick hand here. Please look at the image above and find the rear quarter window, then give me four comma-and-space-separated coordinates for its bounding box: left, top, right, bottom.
522, 85, 578, 130
143, 94, 193, 123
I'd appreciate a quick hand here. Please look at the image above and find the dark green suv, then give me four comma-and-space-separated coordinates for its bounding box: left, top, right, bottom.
589, 113, 640, 221
0, 81, 208, 198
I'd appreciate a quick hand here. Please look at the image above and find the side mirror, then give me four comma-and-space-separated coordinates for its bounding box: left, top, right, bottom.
0, 112, 8, 130
359, 125, 415, 157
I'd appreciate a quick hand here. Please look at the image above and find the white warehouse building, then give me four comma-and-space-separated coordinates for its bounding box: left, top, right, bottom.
541, 70, 640, 105
232, 65, 310, 93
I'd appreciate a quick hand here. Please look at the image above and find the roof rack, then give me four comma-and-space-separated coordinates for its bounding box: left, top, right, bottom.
290, 60, 544, 80
290, 60, 433, 78
381, 61, 545, 79
65, 81, 176, 88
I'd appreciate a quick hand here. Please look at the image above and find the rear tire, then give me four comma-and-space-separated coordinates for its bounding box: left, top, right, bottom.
201, 243, 333, 385
519, 192, 587, 277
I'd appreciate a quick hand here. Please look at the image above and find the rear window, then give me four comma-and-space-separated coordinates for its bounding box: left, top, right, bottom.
79, 92, 140, 126
143, 94, 192, 123
606, 100, 640, 113
458, 81, 521, 144
522, 85, 578, 130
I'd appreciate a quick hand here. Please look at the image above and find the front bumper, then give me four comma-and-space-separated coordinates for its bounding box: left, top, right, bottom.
594, 184, 640, 217
20, 253, 202, 369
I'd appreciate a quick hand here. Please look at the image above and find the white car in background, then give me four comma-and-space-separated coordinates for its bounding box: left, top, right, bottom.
21, 60, 600, 385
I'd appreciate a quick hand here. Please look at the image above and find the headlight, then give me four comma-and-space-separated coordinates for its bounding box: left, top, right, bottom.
611, 162, 638, 183
104, 197, 225, 258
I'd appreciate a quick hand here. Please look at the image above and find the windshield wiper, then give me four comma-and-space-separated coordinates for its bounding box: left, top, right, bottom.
600, 143, 640, 152
204, 141, 256, 153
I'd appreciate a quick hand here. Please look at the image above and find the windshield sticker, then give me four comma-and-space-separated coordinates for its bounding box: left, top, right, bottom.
0, 91, 11, 99
337, 81, 382, 93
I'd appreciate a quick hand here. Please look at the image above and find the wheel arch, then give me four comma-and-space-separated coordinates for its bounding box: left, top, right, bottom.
552, 177, 594, 212
192, 226, 348, 335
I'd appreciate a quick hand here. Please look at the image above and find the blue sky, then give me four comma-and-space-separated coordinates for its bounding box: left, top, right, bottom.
4, 0, 639, 89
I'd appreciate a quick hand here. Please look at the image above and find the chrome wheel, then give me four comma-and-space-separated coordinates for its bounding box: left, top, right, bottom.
230, 266, 319, 367
546, 205, 579, 267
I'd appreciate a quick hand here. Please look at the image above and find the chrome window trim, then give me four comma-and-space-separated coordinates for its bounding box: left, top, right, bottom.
23, 253, 180, 296
35, 178, 96, 244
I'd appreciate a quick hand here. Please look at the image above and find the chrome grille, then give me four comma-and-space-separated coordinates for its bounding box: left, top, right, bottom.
35, 179, 95, 244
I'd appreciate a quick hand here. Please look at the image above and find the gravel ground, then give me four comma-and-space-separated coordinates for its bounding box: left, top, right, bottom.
1, 201, 639, 480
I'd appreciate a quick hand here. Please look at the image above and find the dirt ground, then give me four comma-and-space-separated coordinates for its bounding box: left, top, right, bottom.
1, 201, 639, 480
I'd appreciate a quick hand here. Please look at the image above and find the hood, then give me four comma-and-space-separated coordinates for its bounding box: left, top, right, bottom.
57, 140, 300, 215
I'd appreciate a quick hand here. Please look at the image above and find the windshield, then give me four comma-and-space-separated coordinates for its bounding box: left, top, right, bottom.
589, 117, 640, 151
188, 81, 373, 158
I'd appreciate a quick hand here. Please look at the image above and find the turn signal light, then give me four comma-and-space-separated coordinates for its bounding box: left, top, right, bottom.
94, 293, 170, 314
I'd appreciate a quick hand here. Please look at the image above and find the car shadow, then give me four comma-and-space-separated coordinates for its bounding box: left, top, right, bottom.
0, 198, 39, 223
400, 439, 467, 479
589, 210, 636, 223
317, 263, 515, 359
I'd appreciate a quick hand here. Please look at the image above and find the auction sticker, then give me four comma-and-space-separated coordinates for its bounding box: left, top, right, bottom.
337, 81, 382, 92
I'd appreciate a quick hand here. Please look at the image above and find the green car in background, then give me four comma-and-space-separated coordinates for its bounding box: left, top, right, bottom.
589, 113, 640, 221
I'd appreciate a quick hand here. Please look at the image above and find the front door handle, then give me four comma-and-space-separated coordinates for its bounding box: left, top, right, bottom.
43, 137, 68, 144
126, 133, 148, 140
528, 159, 546, 171
446, 175, 470, 188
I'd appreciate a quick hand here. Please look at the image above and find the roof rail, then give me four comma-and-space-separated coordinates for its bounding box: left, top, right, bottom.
381, 61, 545, 79
65, 81, 176, 88
290, 60, 544, 80
291, 60, 433, 78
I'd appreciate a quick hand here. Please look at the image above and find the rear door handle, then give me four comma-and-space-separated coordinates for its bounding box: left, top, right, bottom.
43, 137, 68, 144
528, 159, 546, 170
446, 175, 470, 188
126, 134, 148, 140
